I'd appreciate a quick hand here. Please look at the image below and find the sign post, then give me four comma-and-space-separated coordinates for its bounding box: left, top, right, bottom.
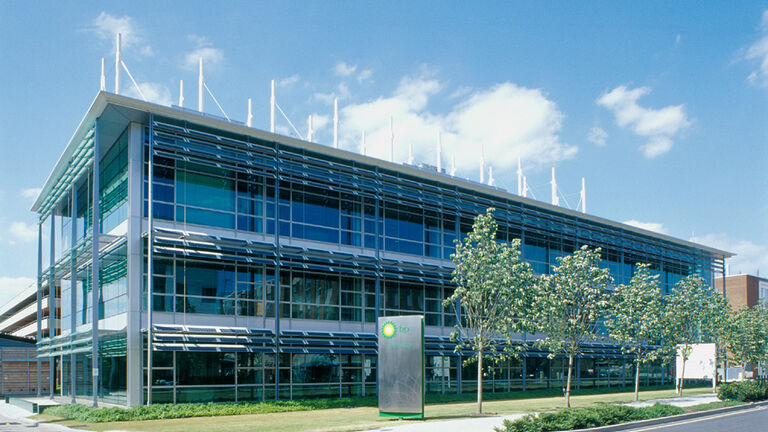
378, 315, 424, 419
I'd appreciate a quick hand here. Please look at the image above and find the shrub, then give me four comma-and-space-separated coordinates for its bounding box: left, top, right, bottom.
496, 403, 684, 432
716, 381, 768, 402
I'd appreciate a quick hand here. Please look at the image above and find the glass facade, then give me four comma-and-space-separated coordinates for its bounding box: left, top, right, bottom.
34, 97, 726, 406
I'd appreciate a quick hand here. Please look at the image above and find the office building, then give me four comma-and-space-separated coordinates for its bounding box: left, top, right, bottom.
32, 91, 730, 406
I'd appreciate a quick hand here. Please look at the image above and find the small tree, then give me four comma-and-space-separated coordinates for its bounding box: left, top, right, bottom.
531, 245, 613, 408
725, 305, 768, 378
444, 208, 534, 415
606, 263, 665, 401
665, 274, 726, 396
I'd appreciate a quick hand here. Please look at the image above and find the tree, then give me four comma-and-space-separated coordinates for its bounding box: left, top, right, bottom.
606, 263, 665, 401
725, 305, 768, 378
530, 245, 613, 408
444, 208, 534, 415
664, 274, 727, 396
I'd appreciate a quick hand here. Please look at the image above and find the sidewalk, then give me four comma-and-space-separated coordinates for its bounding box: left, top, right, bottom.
0, 400, 80, 431
359, 393, 720, 432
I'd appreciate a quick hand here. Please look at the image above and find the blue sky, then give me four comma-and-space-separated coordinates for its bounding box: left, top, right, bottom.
1, 2, 766, 304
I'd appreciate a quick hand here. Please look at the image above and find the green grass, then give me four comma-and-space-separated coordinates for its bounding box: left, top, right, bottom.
34, 386, 713, 432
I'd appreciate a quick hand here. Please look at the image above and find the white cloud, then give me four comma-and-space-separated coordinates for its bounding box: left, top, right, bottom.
90, 12, 152, 56
588, 127, 607, 146
334, 62, 357, 77
696, 233, 768, 276
357, 69, 373, 83
309, 113, 330, 136
597, 85, 689, 158
623, 220, 669, 235
0, 277, 35, 307
314, 82, 352, 104
182, 47, 224, 72
124, 82, 172, 106
21, 188, 41, 200
744, 11, 768, 87
278, 74, 300, 88
8, 222, 36, 243
336, 71, 575, 176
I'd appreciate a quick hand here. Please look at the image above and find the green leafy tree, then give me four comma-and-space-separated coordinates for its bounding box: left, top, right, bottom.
443, 208, 534, 415
665, 274, 727, 396
530, 245, 613, 408
606, 263, 665, 401
725, 305, 768, 378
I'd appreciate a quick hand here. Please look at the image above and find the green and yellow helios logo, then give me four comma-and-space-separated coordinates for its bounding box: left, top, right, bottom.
381, 321, 397, 339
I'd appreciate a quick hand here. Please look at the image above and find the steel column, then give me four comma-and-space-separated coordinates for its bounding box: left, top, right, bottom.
91, 120, 100, 407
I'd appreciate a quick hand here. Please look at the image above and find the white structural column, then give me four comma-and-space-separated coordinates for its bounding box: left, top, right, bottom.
247, 98, 253, 127
114, 33, 121, 94
125, 122, 144, 406
91, 120, 101, 407
146, 116, 155, 405
551, 167, 559, 206
48, 212, 55, 398
198, 58, 204, 112
36, 221, 42, 396
270, 80, 275, 133
70, 184, 77, 403
100, 58, 106, 92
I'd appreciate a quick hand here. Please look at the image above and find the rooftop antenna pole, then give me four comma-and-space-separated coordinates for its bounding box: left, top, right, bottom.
247, 98, 253, 127
436, 132, 442, 172
100, 58, 106, 91
488, 166, 495, 186
580, 177, 586, 213
551, 167, 559, 206
198, 57, 204, 112
270, 80, 275, 133
517, 157, 523, 195
361, 130, 366, 155
480, 143, 485, 183
333, 98, 339, 148
451, 155, 456, 176
307, 114, 313, 141
408, 141, 414, 164
523, 176, 528, 198
389, 116, 394, 162
114, 33, 121, 94
179, 80, 184, 107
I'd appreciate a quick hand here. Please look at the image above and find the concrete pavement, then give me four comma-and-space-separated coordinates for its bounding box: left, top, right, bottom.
359, 393, 721, 432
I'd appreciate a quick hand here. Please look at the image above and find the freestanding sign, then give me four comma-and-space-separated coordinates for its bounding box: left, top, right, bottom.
378, 315, 424, 418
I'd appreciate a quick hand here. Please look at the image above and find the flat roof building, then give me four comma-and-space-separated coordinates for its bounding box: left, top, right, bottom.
715, 274, 768, 310
32, 92, 730, 406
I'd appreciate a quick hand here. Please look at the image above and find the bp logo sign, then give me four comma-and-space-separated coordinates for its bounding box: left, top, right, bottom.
381, 321, 397, 339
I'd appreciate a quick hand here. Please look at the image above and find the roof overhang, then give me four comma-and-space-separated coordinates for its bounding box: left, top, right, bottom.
32, 91, 735, 258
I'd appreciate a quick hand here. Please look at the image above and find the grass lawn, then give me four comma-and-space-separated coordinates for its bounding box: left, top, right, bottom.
34, 386, 713, 432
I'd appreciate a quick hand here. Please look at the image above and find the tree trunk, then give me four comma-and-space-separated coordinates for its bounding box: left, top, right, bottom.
678, 358, 686, 397
634, 358, 641, 401
565, 354, 573, 408
477, 350, 483, 415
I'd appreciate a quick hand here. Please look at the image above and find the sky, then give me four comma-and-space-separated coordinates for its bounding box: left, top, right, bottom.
0, 2, 767, 305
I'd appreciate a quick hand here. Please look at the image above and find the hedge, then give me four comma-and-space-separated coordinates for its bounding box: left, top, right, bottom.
42, 396, 376, 423
717, 381, 768, 402
495, 403, 684, 432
